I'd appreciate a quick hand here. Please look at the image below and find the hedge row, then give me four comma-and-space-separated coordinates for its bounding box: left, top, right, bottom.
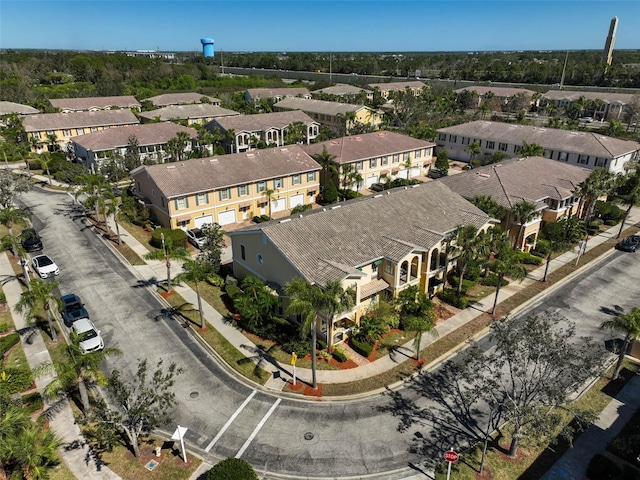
350, 337, 374, 358
437, 288, 469, 309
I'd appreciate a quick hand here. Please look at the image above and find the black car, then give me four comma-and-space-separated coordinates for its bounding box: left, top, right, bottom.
20, 228, 43, 252
428, 168, 447, 179
616, 235, 640, 252
60, 293, 89, 327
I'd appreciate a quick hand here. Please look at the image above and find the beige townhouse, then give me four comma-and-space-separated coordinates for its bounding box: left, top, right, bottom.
244, 87, 311, 105
144, 93, 221, 107
367, 81, 426, 98
312, 84, 374, 102
541, 90, 638, 120
138, 104, 239, 125
130, 145, 321, 229
48, 95, 141, 112
453, 86, 537, 109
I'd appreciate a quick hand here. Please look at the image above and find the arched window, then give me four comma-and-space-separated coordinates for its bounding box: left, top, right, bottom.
400, 260, 409, 283
430, 249, 439, 270
410, 256, 419, 279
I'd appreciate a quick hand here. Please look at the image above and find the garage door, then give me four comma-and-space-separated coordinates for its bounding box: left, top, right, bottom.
366, 175, 378, 188
217, 210, 236, 226
195, 215, 213, 229
410, 166, 421, 178
271, 198, 286, 213
290, 194, 304, 209
397, 169, 408, 179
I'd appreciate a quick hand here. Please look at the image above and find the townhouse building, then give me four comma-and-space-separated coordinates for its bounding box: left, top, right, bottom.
367, 81, 426, 98
436, 120, 640, 174
541, 90, 637, 120
439, 156, 591, 250
138, 104, 239, 125
205, 110, 320, 153
453, 86, 537, 108
311, 84, 374, 102
273, 97, 383, 132
228, 181, 491, 345
143, 93, 221, 107
71, 122, 198, 169
302, 131, 436, 190
21, 110, 140, 153
0, 101, 38, 116
130, 145, 321, 229
48, 95, 141, 112
244, 87, 311, 105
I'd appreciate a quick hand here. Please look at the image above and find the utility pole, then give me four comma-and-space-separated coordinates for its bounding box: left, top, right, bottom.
559, 51, 569, 89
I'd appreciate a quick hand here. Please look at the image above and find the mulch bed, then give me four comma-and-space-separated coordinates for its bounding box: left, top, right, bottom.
284, 379, 323, 397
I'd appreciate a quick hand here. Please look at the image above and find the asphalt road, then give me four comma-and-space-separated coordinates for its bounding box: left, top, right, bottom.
17, 187, 640, 479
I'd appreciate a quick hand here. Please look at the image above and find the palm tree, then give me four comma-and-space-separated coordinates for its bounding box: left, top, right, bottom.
45, 132, 58, 153
38, 152, 54, 186
35, 336, 121, 412
511, 200, 539, 250
466, 141, 482, 166
174, 258, 215, 330
143, 234, 190, 292
520, 141, 545, 157
454, 225, 481, 295
15, 278, 62, 343
103, 191, 122, 245
0, 205, 31, 241
1, 234, 31, 289
264, 188, 278, 219
319, 279, 354, 354
75, 174, 108, 224
470, 195, 505, 221
401, 156, 414, 180
617, 166, 640, 239
2, 420, 63, 480
313, 147, 338, 191
600, 308, 640, 380
488, 234, 526, 314
577, 169, 615, 242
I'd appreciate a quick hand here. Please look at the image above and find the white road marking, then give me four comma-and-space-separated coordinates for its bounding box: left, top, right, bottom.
235, 398, 281, 458
204, 389, 257, 452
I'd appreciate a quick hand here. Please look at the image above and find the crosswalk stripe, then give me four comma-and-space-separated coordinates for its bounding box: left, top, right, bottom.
235, 398, 281, 458
204, 389, 257, 452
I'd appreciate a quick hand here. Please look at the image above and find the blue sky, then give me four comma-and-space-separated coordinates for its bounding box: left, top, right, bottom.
1, 1, 639, 52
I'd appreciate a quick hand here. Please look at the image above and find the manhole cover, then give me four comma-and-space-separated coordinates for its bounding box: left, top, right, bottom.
303, 432, 314, 441
190, 391, 199, 398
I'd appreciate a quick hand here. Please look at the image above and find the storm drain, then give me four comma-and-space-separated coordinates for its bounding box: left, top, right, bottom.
302, 431, 318, 445
190, 391, 199, 398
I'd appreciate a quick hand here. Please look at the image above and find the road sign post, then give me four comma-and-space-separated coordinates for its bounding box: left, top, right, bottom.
171, 425, 189, 463
291, 352, 297, 385
443, 448, 459, 480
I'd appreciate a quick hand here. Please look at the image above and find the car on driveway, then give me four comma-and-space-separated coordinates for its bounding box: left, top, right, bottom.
60, 293, 89, 327
616, 235, 640, 252
20, 228, 43, 252
72, 318, 104, 354
186, 228, 206, 249
31, 254, 60, 278
428, 168, 447, 179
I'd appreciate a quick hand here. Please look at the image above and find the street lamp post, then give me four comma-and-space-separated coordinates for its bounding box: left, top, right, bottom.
160, 232, 171, 291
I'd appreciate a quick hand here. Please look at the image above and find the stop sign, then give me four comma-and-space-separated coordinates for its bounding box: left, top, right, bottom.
443, 450, 459, 462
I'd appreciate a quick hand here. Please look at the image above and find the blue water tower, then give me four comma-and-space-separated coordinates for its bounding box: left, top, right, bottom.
201, 38, 214, 57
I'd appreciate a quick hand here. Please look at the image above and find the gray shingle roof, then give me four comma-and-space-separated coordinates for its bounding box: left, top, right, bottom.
230, 182, 490, 284
138, 104, 239, 122
0, 101, 39, 115
312, 84, 373, 96
70, 122, 197, 151
144, 93, 220, 107
245, 88, 310, 100
48, 96, 140, 111
438, 156, 591, 209
274, 97, 365, 116
542, 90, 637, 104
208, 110, 317, 133
302, 131, 435, 164
437, 120, 640, 158
131, 145, 320, 198
367, 81, 426, 91
21, 110, 140, 132
454, 86, 536, 97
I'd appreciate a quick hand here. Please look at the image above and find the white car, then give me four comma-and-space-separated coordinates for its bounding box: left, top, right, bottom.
31, 254, 60, 279
186, 228, 206, 249
72, 318, 104, 354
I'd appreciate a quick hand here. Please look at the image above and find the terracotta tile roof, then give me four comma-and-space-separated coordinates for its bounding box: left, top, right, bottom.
312, 84, 372, 96
144, 93, 221, 107
274, 97, 365, 116
21, 110, 139, 132
302, 131, 435, 164
70, 122, 197, 151
230, 182, 490, 284
438, 156, 591, 209
131, 145, 320, 198
245, 87, 310, 100
208, 110, 318, 133
48, 96, 140, 111
138, 104, 239, 122
454, 86, 536, 97
542, 90, 637, 104
367, 81, 426, 91
437, 120, 640, 158
0, 101, 39, 115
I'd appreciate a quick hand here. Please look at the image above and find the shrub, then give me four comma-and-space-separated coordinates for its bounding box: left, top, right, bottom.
339, 189, 362, 200
531, 238, 550, 256
281, 338, 311, 357
317, 350, 332, 361
291, 204, 312, 214
516, 251, 543, 265
595, 200, 625, 223
22, 391, 43, 413
0, 322, 9, 333
0, 368, 33, 394
260, 214, 270, 221
149, 228, 186, 249
586, 453, 621, 480
437, 288, 469, 309
322, 180, 339, 204
225, 284, 243, 300
449, 276, 477, 294
0, 332, 20, 356
350, 336, 374, 357
0, 292, 7, 304
332, 347, 348, 362
206, 457, 258, 480
480, 274, 509, 287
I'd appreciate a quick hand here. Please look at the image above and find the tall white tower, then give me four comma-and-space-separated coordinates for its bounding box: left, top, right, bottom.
602, 16, 618, 66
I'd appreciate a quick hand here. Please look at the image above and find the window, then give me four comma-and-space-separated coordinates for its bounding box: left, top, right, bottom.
46, 130, 54, 136
578, 155, 588, 165
498, 142, 508, 151
559, 151, 568, 162
151, 189, 156, 198
381, 156, 388, 166
161, 197, 165, 207
514, 145, 523, 154
372, 263, 378, 273
91, 127, 97, 132
438, 133, 446, 141
486, 141, 495, 149
403, 152, 409, 161
273, 177, 283, 189
219, 188, 231, 201
306, 171, 316, 182
238, 184, 249, 196
63, 129, 71, 137
384, 262, 393, 275
392, 154, 399, 163
415, 149, 422, 158
355, 161, 363, 171
196, 193, 208, 205
257, 181, 266, 193
175, 197, 187, 210
292, 174, 301, 185
241, 245, 246, 260
369, 158, 377, 168
257, 254, 264, 265
33, 132, 40, 140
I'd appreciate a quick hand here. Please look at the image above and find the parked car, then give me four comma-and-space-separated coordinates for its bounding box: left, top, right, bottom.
579, 117, 594, 124
615, 235, 640, 252
428, 168, 447, 179
31, 254, 60, 278
525, 112, 539, 118
60, 293, 89, 327
186, 228, 206, 249
72, 318, 104, 354
20, 228, 43, 252
370, 183, 385, 192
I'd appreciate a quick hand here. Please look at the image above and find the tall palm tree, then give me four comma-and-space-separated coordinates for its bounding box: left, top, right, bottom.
578, 168, 615, 223
520, 141, 545, 157
2, 420, 63, 480
488, 234, 526, 314
511, 200, 539, 250
38, 153, 54, 186
35, 336, 121, 412
15, 278, 62, 343
313, 147, 338, 191
319, 279, 354, 354
0, 205, 31, 241
143, 234, 190, 292
102, 190, 122, 245
600, 308, 640, 380
1, 234, 31, 289
470, 195, 505, 221
75, 174, 108, 224
617, 165, 640, 239
453, 225, 481, 295
264, 188, 278, 219
466, 141, 482, 166
174, 258, 216, 330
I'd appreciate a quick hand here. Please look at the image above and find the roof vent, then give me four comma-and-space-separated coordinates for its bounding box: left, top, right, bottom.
373, 194, 383, 198
411, 184, 420, 188
280, 148, 288, 152
209, 158, 218, 163
279, 218, 291, 224
478, 173, 491, 178
246, 153, 255, 157
330, 205, 341, 210
355, 136, 361, 141
166, 165, 176, 169
377, 132, 387, 136
330, 140, 340, 145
